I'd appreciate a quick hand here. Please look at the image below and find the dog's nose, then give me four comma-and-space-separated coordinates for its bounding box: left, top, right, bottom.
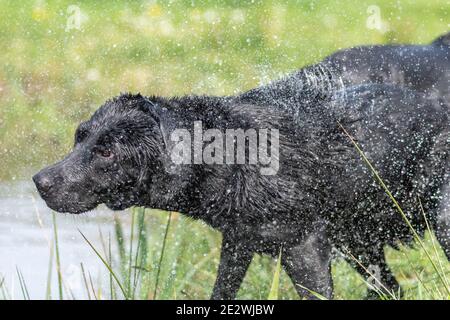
33, 172, 53, 193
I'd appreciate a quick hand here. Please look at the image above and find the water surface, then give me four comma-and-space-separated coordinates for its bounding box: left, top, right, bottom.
0, 181, 129, 299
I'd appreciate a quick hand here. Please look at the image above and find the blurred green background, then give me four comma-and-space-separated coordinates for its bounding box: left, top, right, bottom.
0, 0, 448, 180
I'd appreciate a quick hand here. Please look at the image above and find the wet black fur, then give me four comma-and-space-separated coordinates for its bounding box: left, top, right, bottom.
34, 32, 450, 299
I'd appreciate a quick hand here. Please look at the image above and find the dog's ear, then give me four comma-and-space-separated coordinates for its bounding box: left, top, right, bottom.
136, 94, 158, 118
140, 96, 183, 175
140, 96, 168, 147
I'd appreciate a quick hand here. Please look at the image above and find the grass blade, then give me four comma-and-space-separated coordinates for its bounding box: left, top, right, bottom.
0, 274, 10, 300
16, 267, 30, 300
114, 214, 127, 282
45, 241, 54, 300
127, 210, 136, 297
132, 208, 147, 299
88, 271, 98, 300
153, 211, 173, 300
296, 283, 328, 300
267, 249, 282, 300
52, 212, 64, 300
417, 197, 449, 290
79, 229, 128, 299
80, 263, 92, 300
108, 235, 116, 300
342, 247, 396, 299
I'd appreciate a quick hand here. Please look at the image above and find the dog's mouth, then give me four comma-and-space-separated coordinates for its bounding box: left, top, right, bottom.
36, 187, 100, 214
43, 198, 99, 214
36, 183, 137, 213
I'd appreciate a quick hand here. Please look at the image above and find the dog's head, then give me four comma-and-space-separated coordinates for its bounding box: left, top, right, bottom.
33, 93, 167, 213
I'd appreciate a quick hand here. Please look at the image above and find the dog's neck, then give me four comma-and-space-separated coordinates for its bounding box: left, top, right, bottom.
137, 95, 233, 217
134, 86, 331, 227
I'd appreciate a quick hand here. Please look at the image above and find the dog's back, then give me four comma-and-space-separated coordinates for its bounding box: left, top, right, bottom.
240, 31, 450, 109
323, 31, 450, 101
432, 31, 450, 47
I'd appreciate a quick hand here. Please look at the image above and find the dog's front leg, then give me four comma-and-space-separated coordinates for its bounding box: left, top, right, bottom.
282, 230, 333, 300
436, 182, 450, 260
211, 234, 254, 300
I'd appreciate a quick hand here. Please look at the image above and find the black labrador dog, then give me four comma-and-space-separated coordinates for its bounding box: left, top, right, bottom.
34, 33, 450, 299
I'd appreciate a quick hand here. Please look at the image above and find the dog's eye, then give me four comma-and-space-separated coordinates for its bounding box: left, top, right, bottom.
96, 148, 113, 158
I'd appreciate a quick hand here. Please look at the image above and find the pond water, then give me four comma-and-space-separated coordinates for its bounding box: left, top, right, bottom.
0, 180, 130, 300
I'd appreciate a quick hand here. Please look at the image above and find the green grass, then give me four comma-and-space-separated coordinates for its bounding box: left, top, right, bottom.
66, 211, 450, 300
0, 0, 449, 179
0, 207, 448, 300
